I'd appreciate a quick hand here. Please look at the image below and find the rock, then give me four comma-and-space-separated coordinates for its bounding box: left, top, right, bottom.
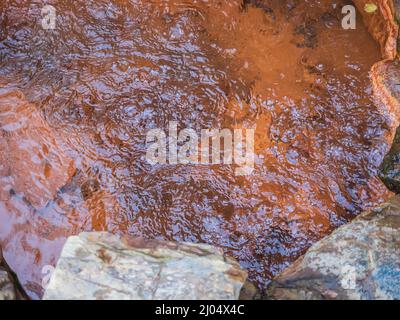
376, 61, 400, 194
43, 232, 248, 300
0, 248, 16, 300
0, 271, 15, 300
380, 124, 400, 193
353, 0, 398, 59
266, 196, 400, 300
394, 0, 400, 23
239, 280, 262, 300
372, 59, 400, 129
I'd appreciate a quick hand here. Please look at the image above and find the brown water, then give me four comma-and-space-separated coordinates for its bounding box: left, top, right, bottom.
0, 0, 393, 299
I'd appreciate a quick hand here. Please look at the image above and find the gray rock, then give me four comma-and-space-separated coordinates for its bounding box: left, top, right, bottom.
0, 249, 16, 300
376, 59, 400, 193
380, 125, 400, 193
266, 196, 400, 300
0, 270, 15, 300
43, 232, 248, 300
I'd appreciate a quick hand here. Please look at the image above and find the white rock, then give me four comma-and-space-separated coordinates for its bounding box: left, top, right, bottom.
43, 232, 248, 300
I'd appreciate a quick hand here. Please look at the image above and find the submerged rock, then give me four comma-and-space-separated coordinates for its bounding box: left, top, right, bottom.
0, 88, 76, 209
266, 196, 400, 300
43, 232, 248, 300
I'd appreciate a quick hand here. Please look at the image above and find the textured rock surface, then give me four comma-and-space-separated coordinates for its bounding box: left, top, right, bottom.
377, 62, 400, 193
43, 232, 248, 300
372, 59, 400, 130
266, 196, 400, 300
394, 0, 400, 23
380, 125, 400, 192
354, 0, 398, 59
0, 248, 16, 300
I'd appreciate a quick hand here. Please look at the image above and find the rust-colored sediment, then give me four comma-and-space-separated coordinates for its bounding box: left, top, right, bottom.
0, 0, 398, 298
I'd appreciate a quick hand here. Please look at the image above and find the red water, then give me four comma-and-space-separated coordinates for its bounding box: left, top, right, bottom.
0, 0, 393, 299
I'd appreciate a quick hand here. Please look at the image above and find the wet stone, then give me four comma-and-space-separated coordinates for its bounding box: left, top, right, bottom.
266, 196, 400, 300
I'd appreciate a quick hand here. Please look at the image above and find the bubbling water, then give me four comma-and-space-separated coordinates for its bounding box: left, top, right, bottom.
0, 0, 393, 298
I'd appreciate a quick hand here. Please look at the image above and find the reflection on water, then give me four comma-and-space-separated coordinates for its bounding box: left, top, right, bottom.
0, 0, 393, 298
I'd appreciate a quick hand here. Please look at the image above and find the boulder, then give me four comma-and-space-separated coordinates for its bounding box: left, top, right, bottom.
266, 196, 400, 300
43, 232, 248, 300
378, 60, 400, 192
